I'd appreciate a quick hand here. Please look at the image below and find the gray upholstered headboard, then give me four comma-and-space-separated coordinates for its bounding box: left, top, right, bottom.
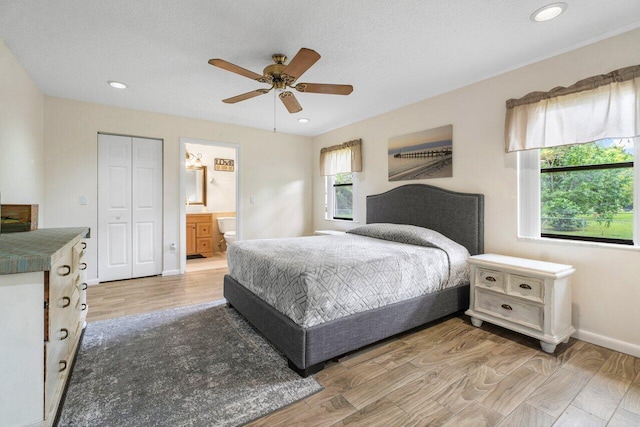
366, 184, 484, 255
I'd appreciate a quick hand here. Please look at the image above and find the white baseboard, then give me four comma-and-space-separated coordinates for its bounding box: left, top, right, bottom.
86, 278, 100, 286
162, 269, 180, 277
573, 328, 640, 358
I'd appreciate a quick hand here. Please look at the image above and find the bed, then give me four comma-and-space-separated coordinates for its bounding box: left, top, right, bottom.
223, 184, 484, 376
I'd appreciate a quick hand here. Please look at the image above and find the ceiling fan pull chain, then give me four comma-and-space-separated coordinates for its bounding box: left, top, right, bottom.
273, 90, 277, 133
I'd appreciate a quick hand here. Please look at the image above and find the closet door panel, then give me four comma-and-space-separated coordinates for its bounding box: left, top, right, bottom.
132, 137, 163, 277
98, 134, 132, 282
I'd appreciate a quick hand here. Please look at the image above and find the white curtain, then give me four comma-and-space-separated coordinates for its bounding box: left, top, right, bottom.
505, 65, 640, 152
319, 139, 362, 176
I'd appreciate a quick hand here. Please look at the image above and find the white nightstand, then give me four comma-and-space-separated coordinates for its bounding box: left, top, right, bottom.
465, 253, 575, 353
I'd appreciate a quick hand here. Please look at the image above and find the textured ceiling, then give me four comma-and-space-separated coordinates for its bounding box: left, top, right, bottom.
1, 0, 640, 137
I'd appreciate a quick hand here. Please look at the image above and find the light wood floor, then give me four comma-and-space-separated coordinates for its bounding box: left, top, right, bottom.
86, 261, 640, 426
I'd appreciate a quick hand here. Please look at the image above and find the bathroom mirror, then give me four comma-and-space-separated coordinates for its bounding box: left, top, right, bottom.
185, 166, 207, 205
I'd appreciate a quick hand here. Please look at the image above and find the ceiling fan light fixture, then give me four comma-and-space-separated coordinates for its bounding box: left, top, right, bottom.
298, 118, 310, 123
530, 2, 567, 22
108, 80, 127, 89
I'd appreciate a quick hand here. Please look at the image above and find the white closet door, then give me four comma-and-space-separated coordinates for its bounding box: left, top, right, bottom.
98, 135, 163, 282
98, 134, 133, 282
131, 137, 163, 278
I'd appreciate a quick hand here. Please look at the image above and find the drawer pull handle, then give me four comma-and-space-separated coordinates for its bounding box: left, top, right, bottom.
485, 276, 496, 282
82, 283, 88, 290
59, 360, 67, 372
79, 262, 87, 271
501, 304, 513, 311
60, 328, 69, 340
59, 265, 71, 276
81, 242, 87, 250
61, 297, 71, 308
81, 303, 87, 311
519, 284, 532, 290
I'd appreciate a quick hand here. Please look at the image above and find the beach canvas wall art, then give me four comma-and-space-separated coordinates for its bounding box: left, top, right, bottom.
388, 125, 453, 181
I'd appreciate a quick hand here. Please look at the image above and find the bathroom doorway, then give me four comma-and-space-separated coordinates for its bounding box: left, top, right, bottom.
179, 138, 240, 274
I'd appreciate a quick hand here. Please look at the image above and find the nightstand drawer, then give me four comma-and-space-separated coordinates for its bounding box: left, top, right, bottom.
509, 274, 544, 302
475, 290, 543, 332
477, 268, 505, 291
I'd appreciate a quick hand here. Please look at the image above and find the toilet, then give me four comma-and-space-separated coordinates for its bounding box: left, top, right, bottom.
217, 216, 236, 246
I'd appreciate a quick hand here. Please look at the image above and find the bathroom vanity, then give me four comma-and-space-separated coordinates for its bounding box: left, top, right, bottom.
186, 213, 214, 257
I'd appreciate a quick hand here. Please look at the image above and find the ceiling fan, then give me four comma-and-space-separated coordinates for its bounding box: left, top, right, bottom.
208, 48, 353, 113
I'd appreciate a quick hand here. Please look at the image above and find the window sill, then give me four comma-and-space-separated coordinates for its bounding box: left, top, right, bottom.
324, 218, 361, 224
517, 235, 640, 252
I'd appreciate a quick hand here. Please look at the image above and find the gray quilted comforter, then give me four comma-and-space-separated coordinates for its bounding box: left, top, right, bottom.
227, 224, 470, 328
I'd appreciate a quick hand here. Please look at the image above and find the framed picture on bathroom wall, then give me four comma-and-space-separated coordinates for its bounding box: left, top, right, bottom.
388, 125, 453, 181
214, 158, 234, 172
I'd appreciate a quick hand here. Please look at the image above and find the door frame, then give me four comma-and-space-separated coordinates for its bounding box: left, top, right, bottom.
179, 138, 241, 274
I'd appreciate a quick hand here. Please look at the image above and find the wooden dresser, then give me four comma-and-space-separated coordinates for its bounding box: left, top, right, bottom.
0, 228, 89, 426
186, 213, 214, 257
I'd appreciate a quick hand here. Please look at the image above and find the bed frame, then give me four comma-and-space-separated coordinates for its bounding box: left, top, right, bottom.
224, 184, 484, 377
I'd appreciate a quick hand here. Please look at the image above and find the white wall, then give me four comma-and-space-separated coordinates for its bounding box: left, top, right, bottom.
0, 39, 44, 220
313, 28, 640, 357
43, 97, 313, 281
185, 142, 236, 213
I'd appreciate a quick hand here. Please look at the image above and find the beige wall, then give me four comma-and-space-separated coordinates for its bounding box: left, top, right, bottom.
313, 28, 640, 357
43, 97, 313, 281
0, 39, 44, 218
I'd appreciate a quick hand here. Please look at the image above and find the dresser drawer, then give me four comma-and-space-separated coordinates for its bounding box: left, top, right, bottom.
476, 268, 505, 291
45, 339, 70, 416
509, 274, 544, 302
475, 289, 543, 332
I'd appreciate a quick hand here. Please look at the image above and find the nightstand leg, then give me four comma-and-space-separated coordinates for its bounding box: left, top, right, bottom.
562, 337, 570, 344
540, 341, 556, 353
470, 317, 483, 327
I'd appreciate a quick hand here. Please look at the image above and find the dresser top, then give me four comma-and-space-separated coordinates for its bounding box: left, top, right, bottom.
469, 253, 574, 277
0, 227, 89, 275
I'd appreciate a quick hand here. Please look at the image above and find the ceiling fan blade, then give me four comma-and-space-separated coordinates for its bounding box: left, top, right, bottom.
223, 89, 271, 104
279, 91, 302, 113
295, 83, 353, 95
209, 58, 268, 82
282, 48, 321, 81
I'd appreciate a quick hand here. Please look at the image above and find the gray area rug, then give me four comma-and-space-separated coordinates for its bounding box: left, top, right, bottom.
58, 301, 322, 426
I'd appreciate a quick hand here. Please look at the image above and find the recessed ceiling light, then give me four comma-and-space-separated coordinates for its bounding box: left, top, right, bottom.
531, 2, 567, 22
298, 118, 310, 123
108, 80, 127, 89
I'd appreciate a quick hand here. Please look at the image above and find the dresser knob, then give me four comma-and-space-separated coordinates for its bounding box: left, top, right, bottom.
81, 242, 87, 250
58, 265, 71, 276
59, 360, 67, 372
519, 284, 532, 290
81, 303, 87, 311
61, 296, 71, 308
82, 283, 88, 290
486, 276, 496, 282
501, 304, 513, 311
60, 328, 69, 340
79, 262, 87, 271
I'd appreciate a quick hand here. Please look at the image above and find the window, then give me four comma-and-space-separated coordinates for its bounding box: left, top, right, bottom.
325, 172, 356, 221
540, 139, 635, 244
518, 138, 638, 246
508, 65, 640, 246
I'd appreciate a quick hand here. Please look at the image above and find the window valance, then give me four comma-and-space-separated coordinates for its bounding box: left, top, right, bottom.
320, 139, 363, 176
505, 65, 640, 152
